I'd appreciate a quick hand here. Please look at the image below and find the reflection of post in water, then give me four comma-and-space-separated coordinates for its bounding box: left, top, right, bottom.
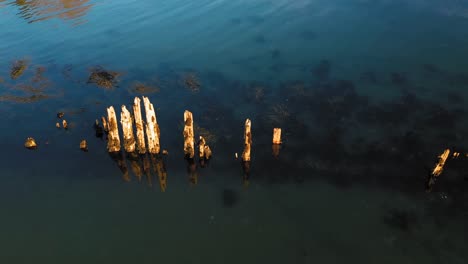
109, 151, 130, 182
242, 160, 251, 187
127, 152, 143, 182
151, 154, 168, 192
142, 154, 153, 187
186, 157, 198, 186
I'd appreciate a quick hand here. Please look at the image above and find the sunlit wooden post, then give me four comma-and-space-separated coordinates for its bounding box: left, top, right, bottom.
101, 116, 109, 133
143, 96, 160, 154
241, 119, 251, 162
133, 97, 146, 154
272, 128, 281, 158
426, 148, 450, 192
121, 105, 136, 153
106, 106, 121, 152
184, 110, 195, 159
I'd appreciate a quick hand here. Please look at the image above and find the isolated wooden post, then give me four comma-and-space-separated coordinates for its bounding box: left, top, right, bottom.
133, 97, 146, 154
143, 96, 160, 154
272, 128, 281, 158
272, 128, 282, 144
241, 119, 251, 162
183, 110, 195, 158
426, 148, 451, 192
121, 105, 136, 153
106, 106, 121, 152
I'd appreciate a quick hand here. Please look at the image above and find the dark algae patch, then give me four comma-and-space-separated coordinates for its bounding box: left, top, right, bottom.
87, 66, 121, 89
10, 59, 28, 80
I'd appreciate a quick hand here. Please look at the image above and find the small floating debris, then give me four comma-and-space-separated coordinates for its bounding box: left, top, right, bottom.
57, 112, 64, 118
162, 149, 169, 155
24, 137, 37, 150
80, 140, 88, 152
10, 60, 28, 80
198, 136, 212, 160
62, 119, 68, 129
55, 122, 60, 128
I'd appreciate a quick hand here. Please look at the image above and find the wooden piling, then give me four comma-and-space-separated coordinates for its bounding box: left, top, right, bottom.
106, 106, 121, 152
101, 116, 108, 133
241, 119, 252, 162
272, 128, 282, 144
199, 136, 206, 159
120, 105, 136, 153
183, 110, 194, 159
133, 97, 146, 154
431, 149, 450, 178
143, 96, 160, 154
426, 148, 451, 192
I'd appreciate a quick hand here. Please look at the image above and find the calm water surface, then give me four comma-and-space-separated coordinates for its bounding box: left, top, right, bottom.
1, 0, 468, 263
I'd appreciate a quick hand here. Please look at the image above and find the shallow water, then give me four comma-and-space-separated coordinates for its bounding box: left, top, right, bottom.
1, 0, 468, 263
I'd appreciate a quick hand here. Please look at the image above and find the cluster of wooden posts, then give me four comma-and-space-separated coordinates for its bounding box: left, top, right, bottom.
100, 96, 283, 187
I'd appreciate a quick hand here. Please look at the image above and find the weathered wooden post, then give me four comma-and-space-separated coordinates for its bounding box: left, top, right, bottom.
107, 106, 121, 152
241, 119, 251, 161
101, 116, 109, 133
120, 105, 136, 153
272, 128, 281, 158
183, 110, 195, 159
426, 149, 450, 192
143, 96, 160, 154
133, 97, 146, 154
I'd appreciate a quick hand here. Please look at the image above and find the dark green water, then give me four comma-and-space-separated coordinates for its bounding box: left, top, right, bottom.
1, 0, 468, 263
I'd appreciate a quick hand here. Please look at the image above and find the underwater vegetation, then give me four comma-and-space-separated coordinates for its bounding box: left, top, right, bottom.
10, 59, 28, 80
182, 72, 201, 93
130, 81, 160, 94
87, 66, 121, 89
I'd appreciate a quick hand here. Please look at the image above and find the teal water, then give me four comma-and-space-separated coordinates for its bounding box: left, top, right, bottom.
1, 0, 468, 263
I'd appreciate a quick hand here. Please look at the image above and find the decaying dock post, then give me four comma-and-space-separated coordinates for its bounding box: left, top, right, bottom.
143, 96, 160, 154
106, 106, 121, 152
101, 116, 109, 133
272, 128, 281, 158
133, 97, 146, 154
121, 105, 136, 153
426, 149, 451, 192
183, 110, 195, 159
198, 136, 212, 167
241, 119, 252, 162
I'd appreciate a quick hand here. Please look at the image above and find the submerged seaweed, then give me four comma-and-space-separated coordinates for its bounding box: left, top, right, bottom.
10, 59, 28, 80
88, 66, 121, 89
